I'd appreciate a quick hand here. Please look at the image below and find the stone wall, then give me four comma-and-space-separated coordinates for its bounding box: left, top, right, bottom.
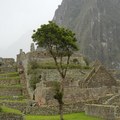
0, 87, 22, 96
35, 85, 119, 105
0, 79, 20, 85
104, 94, 120, 105
0, 113, 24, 120
32, 69, 84, 82
17, 50, 87, 100
83, 66, 117, 88
0, 101, 27, 112
0, 67, 16, 73
85, 104, 119, 120
25, 102, 84, 115
0, 58, 16, 73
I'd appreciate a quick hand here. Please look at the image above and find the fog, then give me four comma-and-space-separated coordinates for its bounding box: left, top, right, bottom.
0, 0, 62, 58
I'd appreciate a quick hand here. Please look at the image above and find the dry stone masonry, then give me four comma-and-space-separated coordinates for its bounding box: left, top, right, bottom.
16, 46, 120, 119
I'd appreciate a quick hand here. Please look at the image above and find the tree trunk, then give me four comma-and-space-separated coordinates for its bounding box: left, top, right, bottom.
59, 103, 64, 120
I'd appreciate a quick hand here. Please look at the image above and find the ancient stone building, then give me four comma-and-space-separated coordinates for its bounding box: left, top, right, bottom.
16, 44, 120, 118
82, 61, 117, 88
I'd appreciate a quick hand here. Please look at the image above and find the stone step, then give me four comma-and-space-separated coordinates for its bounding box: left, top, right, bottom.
0, 96, 25, 101
0, 68, 17, 74
0, 113, 24, 120
0, 78, 20, 85
0, 100, 27, 112
0, 86, 22, 96
0, 72, 19, 78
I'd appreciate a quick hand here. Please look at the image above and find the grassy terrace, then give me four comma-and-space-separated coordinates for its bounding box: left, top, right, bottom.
0, 72, 20, 80
0, 84, 22, 88
0, 72, 19, 77
38, 64, 90, 69
0, 106, 22, 115
0, 106, 103, 120
0, 96, 25, 100
0, 76, 20, 80
0, 99, 26, 103
29, 61, 90, 70
0, 107, 103, 120
26, 113, 103, 120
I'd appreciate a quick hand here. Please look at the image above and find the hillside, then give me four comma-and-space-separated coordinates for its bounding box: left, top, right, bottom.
53, 0, 120, 69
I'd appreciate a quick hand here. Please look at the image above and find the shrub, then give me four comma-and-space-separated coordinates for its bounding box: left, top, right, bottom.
30, 61, 39, 70
29, 69, 42, 90
0, 106, 2, 112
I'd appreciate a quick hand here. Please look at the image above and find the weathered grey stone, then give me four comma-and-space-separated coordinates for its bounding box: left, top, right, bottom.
82, 64, 117, 88
85, 104, 118, 120
30, 43, 35, 52
0, 113, 24, 120
53, 0, 120, 69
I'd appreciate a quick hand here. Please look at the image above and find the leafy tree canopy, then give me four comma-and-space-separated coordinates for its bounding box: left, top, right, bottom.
32, 21, 78, 57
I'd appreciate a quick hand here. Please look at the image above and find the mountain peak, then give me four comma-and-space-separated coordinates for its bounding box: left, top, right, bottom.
53, 0, 120, 69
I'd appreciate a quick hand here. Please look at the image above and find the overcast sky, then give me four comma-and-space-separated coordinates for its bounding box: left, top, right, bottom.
0, 0, 62, 58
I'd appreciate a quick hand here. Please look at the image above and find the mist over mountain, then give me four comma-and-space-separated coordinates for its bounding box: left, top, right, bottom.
53, 0, 120, 69
0, 31, 33, 59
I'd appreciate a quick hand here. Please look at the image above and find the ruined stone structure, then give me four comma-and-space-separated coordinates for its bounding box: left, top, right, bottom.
0, 58, 16, 73
30, 43, 35, 52
16, 45, 120, 119
85, 104, 119, 120
82, 61, 117, 88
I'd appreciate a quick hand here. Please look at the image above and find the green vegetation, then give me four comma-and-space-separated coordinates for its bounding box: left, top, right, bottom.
38, 63, 83, 69
0, 96, 25, 100
0, 84, 22, 88
28, 61, 90, 70
0, 76, 20, 80
0, 72, 20, 80
1, 106, 22, 114
0, 99, 26, 103
25, 113, 103, 120
0, 72, 19, 77
27, 62, 42, 89
29, 69, 41, 90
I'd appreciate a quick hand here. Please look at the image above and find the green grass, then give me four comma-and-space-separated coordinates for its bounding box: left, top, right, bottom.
29, 60, 90, 70
38, 63, 84, 69
30, 62, 90, 70
25, 113, 103, 120
1, 106, 22, 115
0, 99, 26, 103
0, 84, 22, 88
0, 76, 20, 80
0, 96, 25, 100
0, 72, 19, 77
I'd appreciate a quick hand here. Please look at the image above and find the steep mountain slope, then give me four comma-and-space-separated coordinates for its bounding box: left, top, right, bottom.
53, 0, 120, 69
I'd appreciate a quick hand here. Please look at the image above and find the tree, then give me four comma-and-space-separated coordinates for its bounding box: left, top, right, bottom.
32, 21, 78, 120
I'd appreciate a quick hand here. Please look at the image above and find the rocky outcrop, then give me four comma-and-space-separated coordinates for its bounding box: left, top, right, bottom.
53, 0, 120, 69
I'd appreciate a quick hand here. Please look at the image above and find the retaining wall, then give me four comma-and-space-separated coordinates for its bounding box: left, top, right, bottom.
0, 102, 27, 112
85, 104, 119, 120
0, 79, 20, 85
0, 113, 24, 120
0, 87, 22, 96
25, 102, 84, 115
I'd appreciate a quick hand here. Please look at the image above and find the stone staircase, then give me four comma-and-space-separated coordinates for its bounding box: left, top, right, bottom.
0, 72, 27, 112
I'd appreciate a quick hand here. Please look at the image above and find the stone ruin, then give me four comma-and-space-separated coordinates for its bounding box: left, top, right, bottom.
82, 61, 120, 120
82, 60, 117, 88
16, 43, 120, 119
0, 57, 16, 73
